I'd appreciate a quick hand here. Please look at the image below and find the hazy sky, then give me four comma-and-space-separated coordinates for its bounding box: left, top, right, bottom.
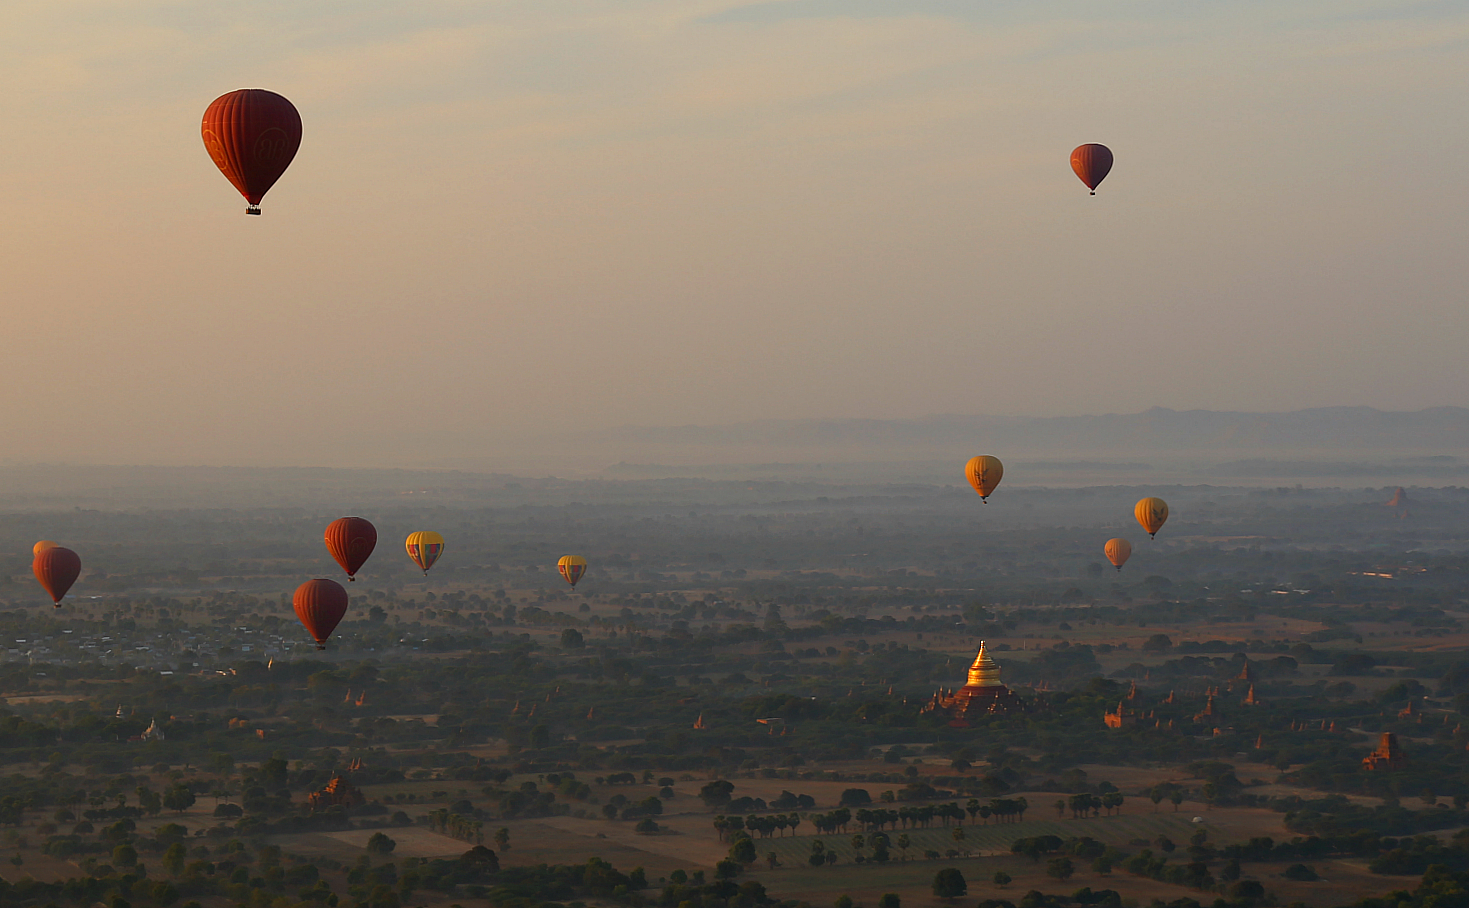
2, 1, 1467, 468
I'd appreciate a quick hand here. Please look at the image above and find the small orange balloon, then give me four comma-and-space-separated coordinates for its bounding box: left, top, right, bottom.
1135, 497, 1169, 538
1104, 538, 1132, 571
33, 540, 58, 557
964, 456, 1004, 502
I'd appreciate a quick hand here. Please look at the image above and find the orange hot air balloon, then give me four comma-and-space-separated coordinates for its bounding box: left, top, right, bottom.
1104, 538, 1132, 572
964, 456, 1004, 502
558, 555, 588, 588
32, 540, 58, 557
405, 531, 445, 575
1070, 144, 1113, 195
325, 517, 377, 580
200, 89, 303, 215
293, 579, 349, 650
34, 546, 81, 607
1135, 497, 1169, 538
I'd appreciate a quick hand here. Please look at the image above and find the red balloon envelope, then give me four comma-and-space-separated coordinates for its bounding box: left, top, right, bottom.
325, 517, 377, 580
201, 89, 302, 214
33, 547, 81, 607
1070, 143, 1113, 195
294, 579, 349, 650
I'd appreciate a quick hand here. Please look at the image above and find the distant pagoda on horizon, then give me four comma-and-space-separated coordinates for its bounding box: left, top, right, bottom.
921, 641, 1029, 728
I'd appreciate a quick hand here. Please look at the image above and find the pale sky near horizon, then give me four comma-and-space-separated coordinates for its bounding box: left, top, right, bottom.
1, 1, 1467, 468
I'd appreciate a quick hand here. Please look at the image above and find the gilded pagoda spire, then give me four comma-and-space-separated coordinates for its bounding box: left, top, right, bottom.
968, 641, 1003, 688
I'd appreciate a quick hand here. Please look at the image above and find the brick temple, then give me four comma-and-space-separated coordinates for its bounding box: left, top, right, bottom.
921, 641, 1029, 727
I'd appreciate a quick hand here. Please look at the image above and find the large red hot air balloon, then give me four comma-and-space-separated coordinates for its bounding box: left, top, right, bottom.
1070, 144, 1113, 195
325, 517, 377, 580
293, 579, 349, 650
201, 89, 302, 215
34, 546, 81, 607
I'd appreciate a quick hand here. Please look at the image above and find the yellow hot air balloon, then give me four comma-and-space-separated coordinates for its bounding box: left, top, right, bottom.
405, 531, 446, 575
1135, 497, 1169, 538
558, 555, 588, 588
32, 540, 58, 557
964, 456, 1004, 502
1104, 538, 1132, 571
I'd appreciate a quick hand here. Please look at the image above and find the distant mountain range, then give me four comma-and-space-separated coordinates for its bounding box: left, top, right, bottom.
591, 407, 1469, 457
580, 407, 1469, 484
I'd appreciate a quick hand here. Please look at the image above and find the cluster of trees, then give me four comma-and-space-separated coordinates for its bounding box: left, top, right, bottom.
1007, 824, 1424, 897
1280, 794, 1469, 837
1056, 792, 1125, 818
481, 782, 562, 819
972, 798, 1031, 824
0, 838, 721, 908
714, 813, 803, 839
1368, 830, 1469, 875
1121, 848, 1216, 891
805, 809, 854, 835
799, 798, 1030, 836
602, 794, 663, 821
427, 809, 484, 844
853, 804, 965, 829
1352, 864, 1469, 908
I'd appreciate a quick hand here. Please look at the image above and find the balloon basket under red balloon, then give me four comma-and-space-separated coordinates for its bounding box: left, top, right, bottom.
246, 206, 261, 215
315, 644, 326, 651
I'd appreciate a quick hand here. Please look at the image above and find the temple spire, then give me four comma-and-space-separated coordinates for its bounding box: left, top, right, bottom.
968, 641, 1002, 687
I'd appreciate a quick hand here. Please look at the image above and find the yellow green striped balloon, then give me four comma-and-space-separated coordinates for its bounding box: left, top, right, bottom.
405, 531, 445, 574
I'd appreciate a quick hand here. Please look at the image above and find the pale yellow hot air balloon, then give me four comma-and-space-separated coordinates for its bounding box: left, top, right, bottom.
404, 531, 445, 575
1104, 538, 1132, 571
1135, 498, 1169, 538
964, 456, 1004, 502
558, 555, 588, 588
32, 541, 58, 557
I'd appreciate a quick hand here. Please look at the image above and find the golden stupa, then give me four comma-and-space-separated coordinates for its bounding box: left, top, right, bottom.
921, 641, 1029, 727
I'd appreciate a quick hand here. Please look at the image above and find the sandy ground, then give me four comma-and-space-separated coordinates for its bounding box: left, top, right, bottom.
0, 853, 80, 884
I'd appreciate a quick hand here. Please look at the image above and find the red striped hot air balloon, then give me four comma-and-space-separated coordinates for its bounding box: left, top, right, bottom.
1070, 144, 1113, 195
325, 517, 377, 580
201, 89, 302, 215
34, 546, 82, 607
293, 579, 349, 650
